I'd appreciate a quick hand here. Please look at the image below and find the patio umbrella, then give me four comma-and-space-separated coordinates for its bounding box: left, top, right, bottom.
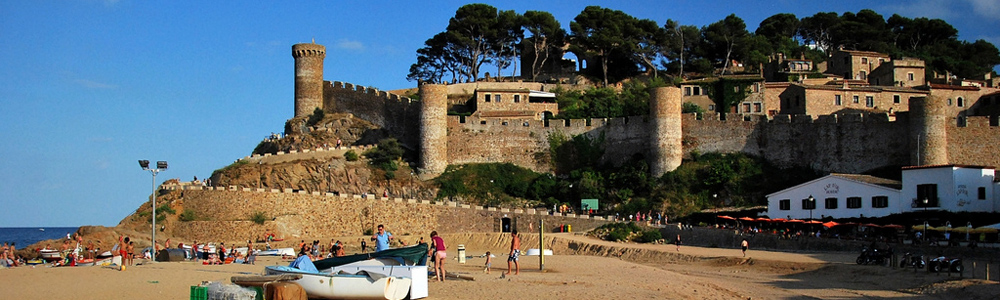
972, 227, 999, 233
805, 220, 824, 224
787, 219, 805, 223
755, 217, 771, 222
822, 221, 839, 228
862, 223, 881, 228
717, 215, 736, 220
912, 224, 933, 231
770, 218, 788, 223
882, 224, 904, 229
738, 217, 755, 221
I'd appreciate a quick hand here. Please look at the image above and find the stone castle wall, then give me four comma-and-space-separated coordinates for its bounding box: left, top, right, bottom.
162, 186, 610, 242
323, 81, 422, 148
949, 115, 1000, 167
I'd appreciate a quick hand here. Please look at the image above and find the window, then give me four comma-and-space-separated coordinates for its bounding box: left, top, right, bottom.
893, 95, 901, 104
978, 187, 986, 200
847, 197, 862, 208
908, 72, 914, 81
861, 57, 868, 64
484, 94, 491, 102
743, 103, 751, 113
825, 198, 838, 209
684, 87, 692, 96
802, 198, 816, 210
514, 95, 521, 103
916, 184, 939, 207
859, 70, 867, 80
865, 96, 874, 107
835, 95, 842, 106
779, 199, 791, 210
872, 196, 888, 208
708, 104, 715, 111
853, 95, 860, 104
693, 86, 701, 95
494, 94, 501, 102
948, 98, 953, 106
957, 97, 964, 107
753, 103, 762, 113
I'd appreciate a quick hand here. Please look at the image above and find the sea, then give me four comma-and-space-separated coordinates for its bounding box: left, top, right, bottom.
0, 227, 79, 250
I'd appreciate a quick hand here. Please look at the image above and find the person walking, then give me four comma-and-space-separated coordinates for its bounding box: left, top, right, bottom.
506, 230, 521, 276
427, 231, 446, 281
675, 234, 682, 252
741, 239, 749, 257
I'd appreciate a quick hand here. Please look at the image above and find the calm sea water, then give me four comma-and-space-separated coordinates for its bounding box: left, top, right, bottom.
0, 227, 79, 250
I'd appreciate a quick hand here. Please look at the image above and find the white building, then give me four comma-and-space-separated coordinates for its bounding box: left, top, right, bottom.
901, 165, 997, 213
766, 174, 902, 219
766, 165, 1000, 219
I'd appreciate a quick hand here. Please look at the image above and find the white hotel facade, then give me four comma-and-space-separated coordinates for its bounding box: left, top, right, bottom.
766, 165, 999, 219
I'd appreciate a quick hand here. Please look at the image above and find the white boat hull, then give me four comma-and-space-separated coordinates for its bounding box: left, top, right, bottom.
265, 266, 411, 300
257, 247, 294, 256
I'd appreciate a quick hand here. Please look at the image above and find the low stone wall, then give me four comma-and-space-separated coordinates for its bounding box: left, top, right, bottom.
161, 187, 610, 242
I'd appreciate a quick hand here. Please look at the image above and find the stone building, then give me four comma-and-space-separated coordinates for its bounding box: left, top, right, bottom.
827, 48, 891, 81
473, 88, 558, 120
869, 57, 925, 87
778, 82, 928, 115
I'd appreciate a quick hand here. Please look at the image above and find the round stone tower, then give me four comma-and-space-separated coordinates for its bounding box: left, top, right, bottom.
419, 84, 449, 178
292, 43, 326, 118
649, 87, 683, 177
909, 96, 949, 166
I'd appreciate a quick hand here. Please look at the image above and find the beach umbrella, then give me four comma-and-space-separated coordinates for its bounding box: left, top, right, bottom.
822, 221, 839, 228
717, 215, 736, 220
972, 227, 999, 234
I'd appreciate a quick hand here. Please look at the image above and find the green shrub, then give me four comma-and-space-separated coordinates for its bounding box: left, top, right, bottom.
250, 211, 268, 225
363, 228, 373, 235
637, 230, 662, 243
306, 108, 325, 126
344, 150, 359, 161
179, 209, 198, 222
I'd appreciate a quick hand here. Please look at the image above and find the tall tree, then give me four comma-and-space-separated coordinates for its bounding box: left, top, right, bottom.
663, 19, 701, 78
446, 4, 499, 82
490, 10, 524, 81
703, 14, 749, 75
522, 11, 564, 81
798, 12, 840, 54
570, 6, 637, 86
756, 13, 801, 56
408, 32, 462, 83
631, 18, 666, 78
887, 14, 958, 51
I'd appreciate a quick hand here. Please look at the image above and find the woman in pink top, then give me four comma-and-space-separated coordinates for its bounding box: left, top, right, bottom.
427, 231, 446, 281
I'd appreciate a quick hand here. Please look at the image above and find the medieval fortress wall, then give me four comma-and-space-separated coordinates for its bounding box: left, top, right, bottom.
291, 42, 1000, 177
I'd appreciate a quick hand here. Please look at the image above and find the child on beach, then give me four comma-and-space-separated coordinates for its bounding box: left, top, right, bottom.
484, 251, 492, 274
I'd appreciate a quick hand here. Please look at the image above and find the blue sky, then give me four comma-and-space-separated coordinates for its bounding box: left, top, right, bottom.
1, 0, 998, 227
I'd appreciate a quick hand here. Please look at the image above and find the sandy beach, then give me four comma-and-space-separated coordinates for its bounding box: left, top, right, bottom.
2, 232, 998, 299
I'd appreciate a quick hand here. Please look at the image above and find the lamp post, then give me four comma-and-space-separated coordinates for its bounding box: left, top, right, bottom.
922, 198, 928, 243
139, 160, 167, 262
807, 195, 815, 220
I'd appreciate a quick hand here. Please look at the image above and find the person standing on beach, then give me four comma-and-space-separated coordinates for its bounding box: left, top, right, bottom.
506, 230, 521, 275
675, 234, 682, 252
371, 224, 394, 252
427, 231, 447, 281
741, 239, 749, 257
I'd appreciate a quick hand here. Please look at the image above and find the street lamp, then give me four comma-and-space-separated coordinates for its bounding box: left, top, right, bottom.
807, 195, 815, 220
139, 160, 167, 262
922, 198, 929, 243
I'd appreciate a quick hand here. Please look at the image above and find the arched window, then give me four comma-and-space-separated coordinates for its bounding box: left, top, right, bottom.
957, 97, 965, 107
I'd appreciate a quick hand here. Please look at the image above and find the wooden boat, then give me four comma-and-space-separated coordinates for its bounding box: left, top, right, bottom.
257, 247, 295, 256
264, 265, 411, 300
313, 244, 429, 299
39, 249, 62, 261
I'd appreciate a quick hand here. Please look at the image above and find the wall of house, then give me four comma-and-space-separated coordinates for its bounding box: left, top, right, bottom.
766, 176, 902, 219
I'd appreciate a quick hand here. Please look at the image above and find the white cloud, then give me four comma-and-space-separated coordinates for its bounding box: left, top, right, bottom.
967, 0, 1000, 20
335, 39, 364, 51
74, 79, 117, 89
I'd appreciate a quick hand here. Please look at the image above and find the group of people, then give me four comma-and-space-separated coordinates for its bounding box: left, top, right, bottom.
1, 242, 23, 268
295, 239, 347, 260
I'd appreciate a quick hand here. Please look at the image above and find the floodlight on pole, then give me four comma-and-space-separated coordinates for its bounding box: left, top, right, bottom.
139, 159, 167, 262
807, 195, 815, 220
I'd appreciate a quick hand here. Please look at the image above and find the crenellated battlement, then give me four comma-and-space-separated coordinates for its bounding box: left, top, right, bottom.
328, 81, 417, 105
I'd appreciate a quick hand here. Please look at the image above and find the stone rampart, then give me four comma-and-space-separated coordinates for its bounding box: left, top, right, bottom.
948, 115, 1000, 167
324, 81, 422, 148
234, 144, 375, 163
446, 114, 650, 172
160, 186, 611, 242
